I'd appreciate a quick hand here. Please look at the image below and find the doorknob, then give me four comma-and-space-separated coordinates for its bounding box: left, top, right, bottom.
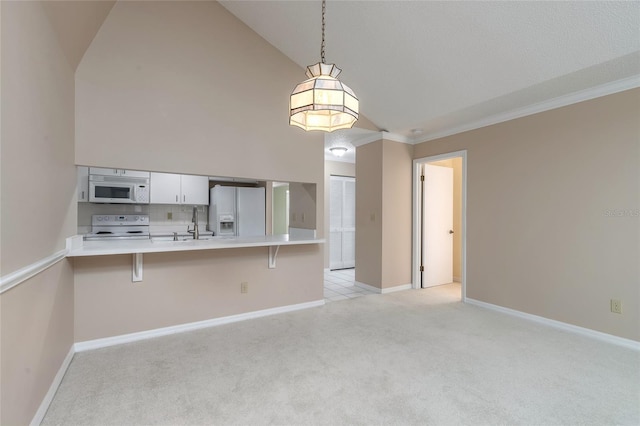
449, 230, 454, 234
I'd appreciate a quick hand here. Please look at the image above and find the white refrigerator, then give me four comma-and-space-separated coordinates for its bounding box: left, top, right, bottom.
209, 185, 266, 236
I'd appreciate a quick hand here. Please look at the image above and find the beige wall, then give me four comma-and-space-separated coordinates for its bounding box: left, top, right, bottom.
355, 140, 413, 289
381, 141, 414, 288
414, 89, 640, 341
1, 2, 77, 274
355, 141, 383, 287
324, 160, 356, 268
0, 261, 75, 425
0, 2, 77, 424
74, 246, 322, 341
72, 1, 325, 341
429, 158, 463, 280
75, 1, 323, 184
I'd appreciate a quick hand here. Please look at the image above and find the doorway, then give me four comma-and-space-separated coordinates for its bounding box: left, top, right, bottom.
412, 151, 467, 301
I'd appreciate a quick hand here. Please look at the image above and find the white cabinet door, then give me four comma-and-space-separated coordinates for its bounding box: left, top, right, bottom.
181, 175, 209, 205
120, 169, 150, 178
77, 166, 89, 202
89, 167, 149, 178
150, 172, 181, 204
89, 167, 119, 176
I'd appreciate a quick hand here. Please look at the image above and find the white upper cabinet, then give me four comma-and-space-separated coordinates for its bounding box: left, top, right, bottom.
181, 174, 209, 205
150, 172, 209, 205
150, 172, 182, 204
77, 166, 89, 202
89, 167, 150, 178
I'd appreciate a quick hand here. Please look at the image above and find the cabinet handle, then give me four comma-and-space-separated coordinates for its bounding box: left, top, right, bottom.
81, 191, 85, 199
183, 195, 186, 203
176, 195, 178, 203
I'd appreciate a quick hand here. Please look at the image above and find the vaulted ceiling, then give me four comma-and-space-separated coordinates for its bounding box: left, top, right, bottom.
221, 0, 640, 161
40, 1, 640, 163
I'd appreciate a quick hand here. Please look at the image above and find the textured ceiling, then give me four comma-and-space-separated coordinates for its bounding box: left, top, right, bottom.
220, 0, 640, 159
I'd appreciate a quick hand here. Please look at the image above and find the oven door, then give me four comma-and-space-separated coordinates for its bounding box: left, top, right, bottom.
89, 180, 135, 203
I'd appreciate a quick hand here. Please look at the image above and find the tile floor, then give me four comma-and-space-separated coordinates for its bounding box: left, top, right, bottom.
323, 268, 377, 302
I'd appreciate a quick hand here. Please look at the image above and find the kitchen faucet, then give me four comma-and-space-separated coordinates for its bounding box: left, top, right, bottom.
187, 206, 200, 240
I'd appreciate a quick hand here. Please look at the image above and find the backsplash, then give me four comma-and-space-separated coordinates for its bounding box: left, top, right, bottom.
77, 203, 208, 236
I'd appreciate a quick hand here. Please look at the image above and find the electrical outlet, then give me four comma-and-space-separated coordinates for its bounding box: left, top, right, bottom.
167, 212, 173, 220
241, 282, 248, 294
611, 299, 622, 314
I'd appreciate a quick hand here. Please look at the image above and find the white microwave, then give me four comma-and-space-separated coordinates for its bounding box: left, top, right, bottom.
89, 175, 150, 204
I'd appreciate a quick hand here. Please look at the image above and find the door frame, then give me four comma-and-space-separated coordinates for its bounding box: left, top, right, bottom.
412, 150, 467, 301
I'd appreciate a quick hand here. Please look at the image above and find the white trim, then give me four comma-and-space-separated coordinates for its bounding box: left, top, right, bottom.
381, 283, 412, 294
412, 150, 467, 303
355, 281, 381, 293
344, 130, 414, 148
415, 75, 640, 143
0, 249, 68, 294
351, 131, 385, 146
65, 234, 83, 251
380, 131, 411, 144
74, 299, 325, 352
354, 281, 412, 294
30, 346, 75, 426
465, 298, 640, 351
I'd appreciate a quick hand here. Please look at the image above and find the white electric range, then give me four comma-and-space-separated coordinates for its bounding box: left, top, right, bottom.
84, 214, 150, 240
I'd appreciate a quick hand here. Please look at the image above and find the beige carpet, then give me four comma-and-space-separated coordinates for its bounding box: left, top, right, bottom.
42, 284, 639, 425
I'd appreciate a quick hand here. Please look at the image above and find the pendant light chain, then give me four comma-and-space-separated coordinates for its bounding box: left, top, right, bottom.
289, 0, 359, 132
321, 0, 326, 64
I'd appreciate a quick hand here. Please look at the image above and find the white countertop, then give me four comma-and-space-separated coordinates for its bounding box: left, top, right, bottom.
66, 234, 325, 257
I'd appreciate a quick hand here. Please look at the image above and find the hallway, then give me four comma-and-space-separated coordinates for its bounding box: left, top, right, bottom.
323, 269, 376, 302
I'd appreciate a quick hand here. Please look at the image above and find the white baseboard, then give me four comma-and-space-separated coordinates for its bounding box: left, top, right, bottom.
381, 283, 412, 294
355, 281, 381, 293
31, 346, 75, 426
354, 281, 412, 294
465, 298, 640, 351
75, 299, 325, 352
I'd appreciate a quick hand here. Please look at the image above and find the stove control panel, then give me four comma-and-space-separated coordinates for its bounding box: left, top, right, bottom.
91, 214, 150, 226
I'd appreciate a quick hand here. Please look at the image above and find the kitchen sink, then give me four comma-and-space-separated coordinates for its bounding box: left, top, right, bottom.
151, 235, 217, 243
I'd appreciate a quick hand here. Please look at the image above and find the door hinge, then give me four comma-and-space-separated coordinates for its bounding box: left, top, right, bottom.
419, 265, 424, 272
420, 175, 425, 182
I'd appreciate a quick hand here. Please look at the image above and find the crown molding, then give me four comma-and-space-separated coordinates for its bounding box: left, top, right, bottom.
351, 131, 385, 146
381, 131, 412, 144
415, 75, 640, 144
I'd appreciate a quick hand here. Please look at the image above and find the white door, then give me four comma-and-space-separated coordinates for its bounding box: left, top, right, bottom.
422, 164, 453, 287
330, 176, 355, 269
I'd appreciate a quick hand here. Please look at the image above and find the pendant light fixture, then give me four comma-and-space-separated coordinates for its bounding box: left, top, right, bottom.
289, 0, 359, 132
